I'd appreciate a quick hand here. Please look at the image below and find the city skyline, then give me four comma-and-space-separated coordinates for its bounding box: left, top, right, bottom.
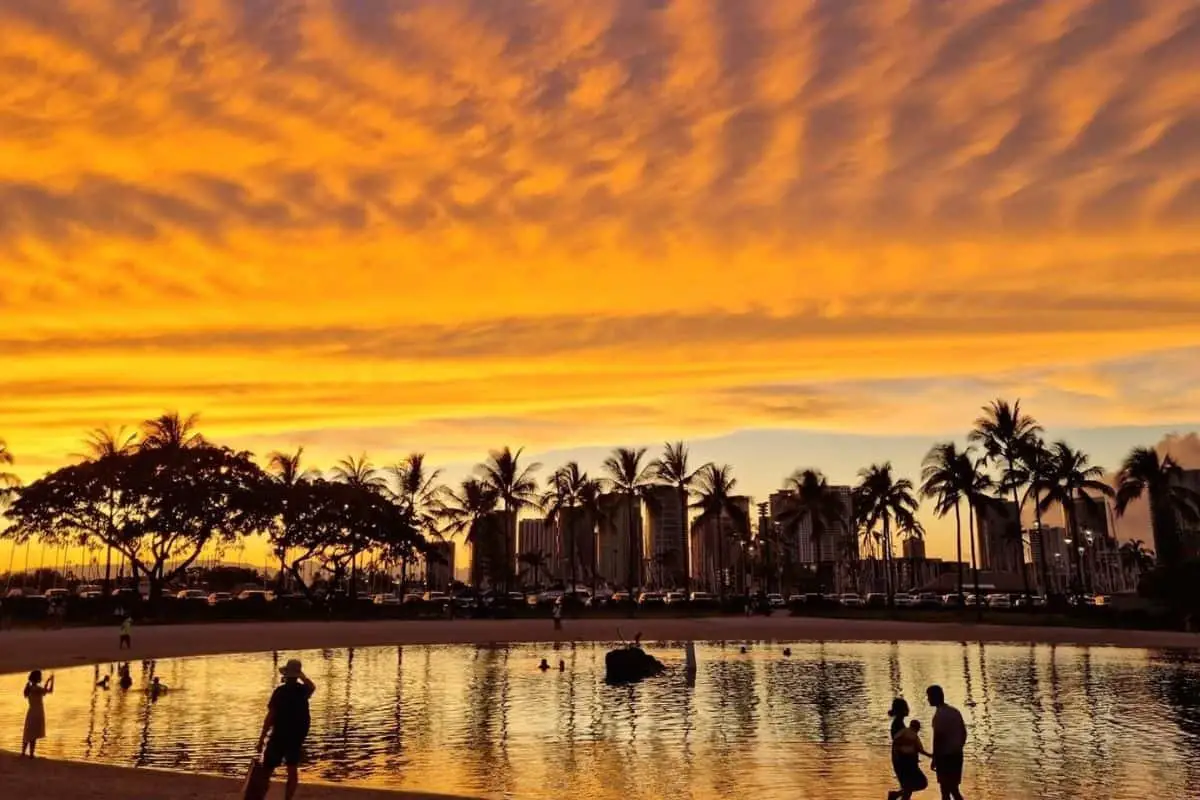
2, 0, 1199, 568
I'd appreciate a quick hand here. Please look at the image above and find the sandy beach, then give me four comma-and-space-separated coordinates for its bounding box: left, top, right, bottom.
2, 615, 1197, 799
3, 615, 1198, 676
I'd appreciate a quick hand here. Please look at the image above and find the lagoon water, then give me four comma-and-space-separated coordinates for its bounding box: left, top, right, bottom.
2, 640, 1199, 799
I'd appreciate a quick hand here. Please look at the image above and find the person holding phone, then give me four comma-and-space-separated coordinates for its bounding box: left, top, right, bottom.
21, 670, 54, 758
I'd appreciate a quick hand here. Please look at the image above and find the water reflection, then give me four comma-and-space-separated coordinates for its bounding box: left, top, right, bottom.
2, 641, 1199, 800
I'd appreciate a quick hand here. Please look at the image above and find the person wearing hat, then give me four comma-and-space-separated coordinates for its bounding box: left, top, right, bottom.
257, 658, 316, 800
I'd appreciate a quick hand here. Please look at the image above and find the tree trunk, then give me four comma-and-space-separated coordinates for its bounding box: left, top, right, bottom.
954, 503, 964, 600
883, 518, 893, 606
628, 495, 638, 592
969, 505, 982, 619
1032, 492, 1050, 596
679, 487, 689, 595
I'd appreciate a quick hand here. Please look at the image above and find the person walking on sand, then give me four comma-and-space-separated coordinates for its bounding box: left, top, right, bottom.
118, 616, 133, 650
21, 670, 54, 758
552, 598, 563, 631
257, 658, 316, 800
927, 685, 968, 800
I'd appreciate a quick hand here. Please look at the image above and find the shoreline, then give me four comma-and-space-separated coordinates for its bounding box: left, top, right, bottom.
0, 751, 473, 800
3, 615, 1198, 676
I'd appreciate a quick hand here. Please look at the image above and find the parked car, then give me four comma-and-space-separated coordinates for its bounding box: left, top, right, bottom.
207, 592, 234, 606
986, 593, 1012, 609
864, 592, 887, 608
663, 591, 687, 605
942, 593, 965, 608
236, 590, 275, 603
401, 593, 424, 604
963, 594, 981, 607
176, 589, 209, 602
766, 593, 786, 608
75, 584, 103, 598
893, 593, 916, 608
608, 591, 632, 605
840, 593, 864, 608
423, 591, 449, 603
372, 593, 402, 606
45, 588, 70, 602
916, 593, 943, 609
637, 592, 666, 607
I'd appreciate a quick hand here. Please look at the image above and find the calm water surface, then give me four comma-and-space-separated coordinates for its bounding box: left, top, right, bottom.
2, 640, 1199, 799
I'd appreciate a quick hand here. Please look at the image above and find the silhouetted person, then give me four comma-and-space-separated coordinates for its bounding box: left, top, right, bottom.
118, 663, 133, 690
927, 685, 967, 800
558, 660, 565, 672
538, 659, 551, 671
21, 670, 54, 758
96, 675, 110, 690
552, 599, 563, 630
740, 646, 747, 654
257, 658, 316, 800
118, 616, 133, 650
889, 719, 932, 800
782, 648, 792, 657
150, 676, 168, 701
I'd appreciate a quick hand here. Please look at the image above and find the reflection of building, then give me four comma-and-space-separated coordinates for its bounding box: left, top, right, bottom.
1029, 525, 1070, 591
691, 495, 751, 593
425, 541, 455, 590
902, 538, 926, 560
978, 500, 1022, 573
646, 485, 686, 588
598, 493, 644, 589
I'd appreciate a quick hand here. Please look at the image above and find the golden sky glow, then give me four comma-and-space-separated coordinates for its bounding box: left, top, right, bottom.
2, 1, 1200, 562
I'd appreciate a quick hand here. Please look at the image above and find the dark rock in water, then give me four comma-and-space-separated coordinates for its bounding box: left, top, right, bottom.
605, 646, 666, 684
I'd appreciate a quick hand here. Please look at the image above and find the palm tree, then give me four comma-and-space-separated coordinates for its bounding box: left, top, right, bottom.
1017, 437, 1058, 594
898, 516, 926, 591
389, 453, 445, 589
650, 442, 707, 594
477, 447, 541, 594
602, 447, 654, 591
921, 442, 972, 600
1118, 539, 1155, 585
439, 479, 502, 591
542, 462, 593, 594
964, 455, 1000, 610
517, 550, 551, 590
970, 399, 1041, 598
776, 469, 849, 592
691, 464, 748, 599
0, 438, 17, 493
266, 447, 319, 592
331, 454, 385, 596
854, 462, 919, 606
1115, 447, 1200, 567
73, 428, 139, 592
1038, 442, 1114, 597
140, 412, 205, 449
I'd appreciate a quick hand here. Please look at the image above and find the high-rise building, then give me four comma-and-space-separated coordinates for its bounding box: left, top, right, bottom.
1178, 469, 1200, 559
598, 493, 644, 588
770, 485, 855, 565
470, 510, 512, 589
517, 518, 557, 585
691, 495, 751, 593
978, 500, 1022, 573
902, 537, 926, 560
646, 485, 686, 588
556, 506, 595, 588
424, 541, 455, 590
1028, 524, 1070, 591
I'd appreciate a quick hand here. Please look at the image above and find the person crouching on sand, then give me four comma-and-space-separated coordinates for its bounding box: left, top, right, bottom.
21, 670, 54, 758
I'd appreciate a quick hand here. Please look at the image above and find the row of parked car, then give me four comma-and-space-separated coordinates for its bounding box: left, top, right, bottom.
787, 591, 1110, 609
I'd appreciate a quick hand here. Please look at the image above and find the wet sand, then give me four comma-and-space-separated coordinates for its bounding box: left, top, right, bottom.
2, 615, 1197, 676
0, 752, 469, 800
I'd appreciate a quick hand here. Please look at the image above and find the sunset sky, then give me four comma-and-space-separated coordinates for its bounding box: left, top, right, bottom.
3, 0, 1199, 567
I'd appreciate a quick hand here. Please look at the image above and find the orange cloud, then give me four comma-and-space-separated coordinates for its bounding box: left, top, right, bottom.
0, 0, 1198, 479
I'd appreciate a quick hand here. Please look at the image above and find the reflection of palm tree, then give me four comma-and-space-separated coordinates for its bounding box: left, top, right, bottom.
602, 447, 654, 591
1038, 442, 1113, 596
776, 469, 848, 592
477, 447, 541, 594
970, 399, 1041, 598
691, 464, 748, 599
439, 479, 501, 591
1115, 447, 1200, 567
854, 463, 919, 605
650, 442, 707, 594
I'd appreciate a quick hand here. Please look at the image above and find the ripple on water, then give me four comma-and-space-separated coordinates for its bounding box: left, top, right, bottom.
2, 640, 1200, 800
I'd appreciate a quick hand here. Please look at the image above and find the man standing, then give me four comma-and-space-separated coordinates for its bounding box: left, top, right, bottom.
257, 658, 316, 800
927, 684, 967, 800
118, 616, 132, 650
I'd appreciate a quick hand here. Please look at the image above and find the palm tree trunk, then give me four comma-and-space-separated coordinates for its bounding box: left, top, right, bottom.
1008, 464, 1033, 599
954, 503, 964, 599
969, 505, 982, 620
1032, 492, 1050, 595
883, 517, 893, 606
627, 495, 638, 591
679, 486, 689, 595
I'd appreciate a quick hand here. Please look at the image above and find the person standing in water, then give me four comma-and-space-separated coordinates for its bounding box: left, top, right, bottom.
888, 716, 932, 800
927, 685, 968, 800
21, 670, 54, 758
258, 658, 317, 800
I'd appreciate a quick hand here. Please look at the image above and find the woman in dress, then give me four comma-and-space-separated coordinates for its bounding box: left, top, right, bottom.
887, 697, 931, 799
21, 669, 54, 758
